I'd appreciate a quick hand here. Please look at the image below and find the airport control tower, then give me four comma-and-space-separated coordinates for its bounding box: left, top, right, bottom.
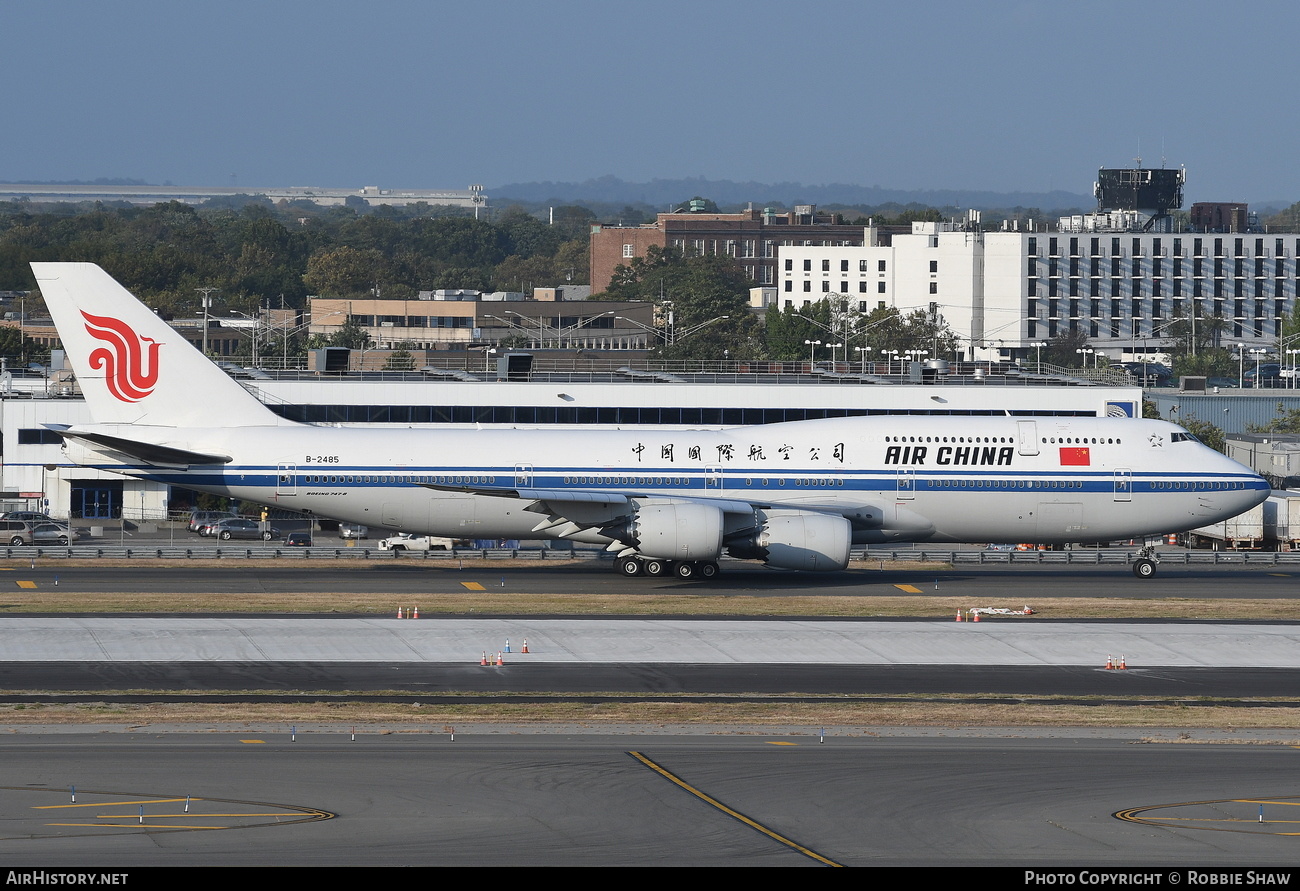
1094, 165, 1185, 232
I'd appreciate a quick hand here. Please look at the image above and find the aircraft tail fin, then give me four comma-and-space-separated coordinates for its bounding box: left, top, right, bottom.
31, 262, 286, 427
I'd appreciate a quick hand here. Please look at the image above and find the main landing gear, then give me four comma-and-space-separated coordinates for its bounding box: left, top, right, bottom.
1131, 546, 1160, 579
617, 556, 720, 580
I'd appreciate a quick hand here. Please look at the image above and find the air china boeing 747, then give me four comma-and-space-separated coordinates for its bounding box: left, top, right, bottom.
31, 262, 1267, 580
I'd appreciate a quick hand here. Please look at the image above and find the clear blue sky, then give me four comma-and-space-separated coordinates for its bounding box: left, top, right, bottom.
3, 0, 1296, 204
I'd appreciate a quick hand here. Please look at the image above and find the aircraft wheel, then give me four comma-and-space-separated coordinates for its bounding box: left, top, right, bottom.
698, 561, 720, 579
643, 559, 668, 577
674, 561, 696, 580
1132, 558, 1157, 579
618, 557, 643, 577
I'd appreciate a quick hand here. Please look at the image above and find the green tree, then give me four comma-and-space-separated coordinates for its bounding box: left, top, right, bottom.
597, 245, 757, 360
1179, 415, 1227, 452
303, 246, 385, 297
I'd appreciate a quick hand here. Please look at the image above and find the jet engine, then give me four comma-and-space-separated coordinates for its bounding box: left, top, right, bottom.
611, 502, 725, 561
727, 509, 852, 571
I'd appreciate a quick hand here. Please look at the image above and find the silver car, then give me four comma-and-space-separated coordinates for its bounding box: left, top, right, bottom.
209, 518, 279, 541
31, 523, 85, 545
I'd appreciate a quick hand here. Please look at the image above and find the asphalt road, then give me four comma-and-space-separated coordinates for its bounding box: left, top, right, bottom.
5, 734, 1300, 866
1, 559, 1297, 599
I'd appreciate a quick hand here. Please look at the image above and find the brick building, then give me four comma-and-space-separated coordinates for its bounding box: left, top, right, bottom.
589, 206, 868, 293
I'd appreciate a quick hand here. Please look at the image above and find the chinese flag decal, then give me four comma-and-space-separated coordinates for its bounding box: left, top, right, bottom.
1059, 447, 1091, 466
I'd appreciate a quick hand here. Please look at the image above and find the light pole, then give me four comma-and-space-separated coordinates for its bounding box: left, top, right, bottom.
881, 348, 900, 374
1288, 348, 1300, 388
1249, 347, 1267, 388
1033, 341, 1047, 371
1236, 343, 1246, 386
827, 342, 843, 365
1075, 347, 1095, 368
227, 310, 262, 367
805, 339, 821, 364
855, 345, 871, 374
195, 287, 220, 356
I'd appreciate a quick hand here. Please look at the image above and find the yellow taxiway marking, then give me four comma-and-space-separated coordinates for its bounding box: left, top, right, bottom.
97, 812, 280, 818
629, 751, 842, 867
1117, 797, 1300, 835
461, 582, 486, 590
15, 580, 36, 589
51, 823, 227, 829
766, 741, 798, 746
240, 740, 265, 744
35, 798, 191, 809
893, 584, 923, 593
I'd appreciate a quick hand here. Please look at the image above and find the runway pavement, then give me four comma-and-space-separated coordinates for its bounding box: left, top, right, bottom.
6, 734, 1300, 866
5, 615, 1300, 667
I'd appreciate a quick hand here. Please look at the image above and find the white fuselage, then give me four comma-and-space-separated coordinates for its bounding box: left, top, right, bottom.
62, 414, 1268, 546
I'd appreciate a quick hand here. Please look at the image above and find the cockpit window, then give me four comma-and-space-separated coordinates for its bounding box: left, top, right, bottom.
1170, 432, 1200, 444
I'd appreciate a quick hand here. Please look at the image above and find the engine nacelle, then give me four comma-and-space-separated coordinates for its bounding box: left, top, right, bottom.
619, 502, 724, 561
729, 509, 852, 571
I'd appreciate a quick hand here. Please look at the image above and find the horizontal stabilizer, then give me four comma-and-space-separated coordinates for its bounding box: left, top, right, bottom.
60, 431, 231, 468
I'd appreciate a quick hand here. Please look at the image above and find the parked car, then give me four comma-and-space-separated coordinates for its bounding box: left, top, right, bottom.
209, 517, 279, 541
0, 519, 36, 545
284, 532, 312, 547
30, 522, 85, 545
1243, 363, 1283, 387
1, 511, 54, 524
984, 543, 1015, 551
339, 523, 369, 539
188, 510, 238, 533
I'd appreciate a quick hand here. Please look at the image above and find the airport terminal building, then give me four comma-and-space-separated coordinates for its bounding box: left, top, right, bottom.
0, 370, 1141, 522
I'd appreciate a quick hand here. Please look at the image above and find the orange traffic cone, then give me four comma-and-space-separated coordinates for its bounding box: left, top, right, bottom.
412, 606, 419, 619
972, 611, 980, 623
956, 609, 963, 622
397, 607, 404, 619
1118, 655, 1127, 670
1106, 654, 1114, 670
480, 651, 487, 666
496, 652, 504, 666
522, 638, 529, 653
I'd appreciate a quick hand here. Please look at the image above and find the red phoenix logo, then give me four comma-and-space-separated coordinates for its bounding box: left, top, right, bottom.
82, 311, 161, 402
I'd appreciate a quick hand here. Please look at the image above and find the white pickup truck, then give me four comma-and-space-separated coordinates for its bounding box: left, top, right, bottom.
377, 533, 455, 552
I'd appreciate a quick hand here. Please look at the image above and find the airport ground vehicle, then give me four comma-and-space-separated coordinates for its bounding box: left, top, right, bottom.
378, 533, 454, 552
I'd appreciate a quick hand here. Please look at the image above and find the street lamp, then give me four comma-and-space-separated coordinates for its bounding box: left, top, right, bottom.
1033, 341, 1047, 371
196, 287, 220, 356
1236, 343, 1246, 386
827, 342, 843, 365
1075, 347, 1095, 368
1249, 347, 1267, 388
804, 339, 822, 364
854, 345, 871, 374
881, 348, 900, 374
